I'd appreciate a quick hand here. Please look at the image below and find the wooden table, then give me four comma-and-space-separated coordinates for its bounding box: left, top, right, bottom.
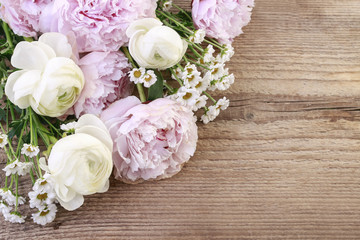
2, 0, 360, 239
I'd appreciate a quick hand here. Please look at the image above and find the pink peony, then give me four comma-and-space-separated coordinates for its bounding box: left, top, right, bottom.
192, 0, 254, 44
74, 51, 132, 117
39, 0, 157, 52
0, 0, 51, 37
101, 96, 198, 183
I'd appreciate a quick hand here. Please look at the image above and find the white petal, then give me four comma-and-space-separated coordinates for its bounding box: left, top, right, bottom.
57, 193, 84, 211
126, 18, 163, 38
39, 32, 73, 59
11, 41, 55, 70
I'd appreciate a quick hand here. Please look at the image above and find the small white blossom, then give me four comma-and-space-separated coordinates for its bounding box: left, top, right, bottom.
189, 29, 206, 44
203, 45, 215, 63
215, 73, 235, 91
143, 70, 157, 88
194, 73, 211, 93
173, 87, 200, 108
0, 189, 25, 206
0, 133, 8, 148
163, 0, 172, 11
33, 174, 54, 193
60, 121, 77, 132
3, 159, 33, 176
129, 67, 146, 84
183, 72, 201, 89
29, 190, 56, 209
21, 144, 40, 158
220, 44, 235, 62
0, 200, 11, 215
207, 61, 225, 81
216, 97, 230, 110
171, 67, 185, 80
192, 95, 208, 111
201, 105, 220, 124
32, 203, 57, 226
4, 211, 26, 224
183, 63, 198, 76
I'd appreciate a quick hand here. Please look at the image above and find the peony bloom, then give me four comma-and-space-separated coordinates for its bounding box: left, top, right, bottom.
74, 51, 132, 117
101, 96, 198, 183
42, 114, 113, 211
192, 0, 254, 44
39, 0, 157, 52
5, 32, 84, 117
0, 0, 51, 37
126, 18, 188, 70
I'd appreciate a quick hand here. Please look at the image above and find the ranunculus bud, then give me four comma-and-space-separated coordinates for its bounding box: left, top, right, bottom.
5, 32, 84, 117
126, 18, 188, 70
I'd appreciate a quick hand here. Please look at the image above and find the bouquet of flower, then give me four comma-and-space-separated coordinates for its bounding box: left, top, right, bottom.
0, 0, 254, 225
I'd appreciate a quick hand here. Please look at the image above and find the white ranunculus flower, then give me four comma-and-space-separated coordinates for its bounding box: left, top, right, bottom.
42, 114, 113, 211
126, 18, 188, 70
5, 32, 84, 117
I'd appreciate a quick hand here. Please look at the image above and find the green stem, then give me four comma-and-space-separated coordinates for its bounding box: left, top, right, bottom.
163, 82, 174, 93
2, 22, 13, 49
15, 119, 28, 157
9, 175, 14, 188
156, 10, 193, 34
29, 109, 33, 145
169, 68, 183, 87
40, 116, 61, 137
172, 3, 193, 21
183, 55, 211, 71
204, 38, 224, 50
121, 47, 146, 103
188, 45, 203, 59
203, 91, 217, 103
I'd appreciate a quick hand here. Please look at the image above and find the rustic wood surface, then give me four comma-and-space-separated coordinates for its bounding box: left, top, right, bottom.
2, 0, 360, 239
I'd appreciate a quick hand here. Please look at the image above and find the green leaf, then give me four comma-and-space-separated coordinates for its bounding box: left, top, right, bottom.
147, 70, 164, 101
8, 120, 23, 139
0, 108, 5, 121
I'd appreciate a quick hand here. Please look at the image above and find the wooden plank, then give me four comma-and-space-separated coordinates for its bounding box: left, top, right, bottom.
2, 0, 360, 239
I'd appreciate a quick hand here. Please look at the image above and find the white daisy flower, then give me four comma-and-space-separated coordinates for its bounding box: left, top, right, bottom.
171, 66, 185, 80
60, 121, 77, 132
184, 72, 201, 89
28, 190, 56, 209
201, 105, 220, 124
183, 63, 198, 76
0, 189, 26, 206
21, 144, 40, 158
163, 0, 172, 11
143, 70, 157, 88
189, 29, 206, 44
32, 203, 57, 226
216, 97, 230, 110
0, 133, 8, 148
194, 73, 211, 93
215, 73, 235, 91
129, 67, 146, 84
4, 211, 26, 224
174, 87, 200, 108
32, 174, 54, 193
3, 159, 33, 177
208, 61, 225, 81
203, 45, 215, 63
220, 44, 235, 62
0, 200, 11, 214
192, 95, 208, 111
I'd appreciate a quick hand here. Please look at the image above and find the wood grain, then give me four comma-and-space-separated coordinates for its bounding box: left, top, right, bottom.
2, 0, 360, 239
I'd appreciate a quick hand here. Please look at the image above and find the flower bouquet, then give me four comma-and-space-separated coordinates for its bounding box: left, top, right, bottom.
0, 0, 254, 225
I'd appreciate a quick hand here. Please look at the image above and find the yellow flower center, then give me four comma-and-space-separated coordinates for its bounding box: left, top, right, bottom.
134, 70, 142, 78
187, 75, 195, 82
212, 68, 219, 75
145, 75, 152, 82
187, 68, 193, 74
37, 193, 48, 200
183, 92, 192, 100
27, 146, 34, 152
40, 210, 50, 217
0, 139, 3, 143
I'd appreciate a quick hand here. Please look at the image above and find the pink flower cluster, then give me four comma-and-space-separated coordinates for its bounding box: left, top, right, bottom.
0, 0, 51, 37
74, 51, 132, 117
192, 0, 254, 43
1, 0, 157, 52
101, 96, 198, 183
